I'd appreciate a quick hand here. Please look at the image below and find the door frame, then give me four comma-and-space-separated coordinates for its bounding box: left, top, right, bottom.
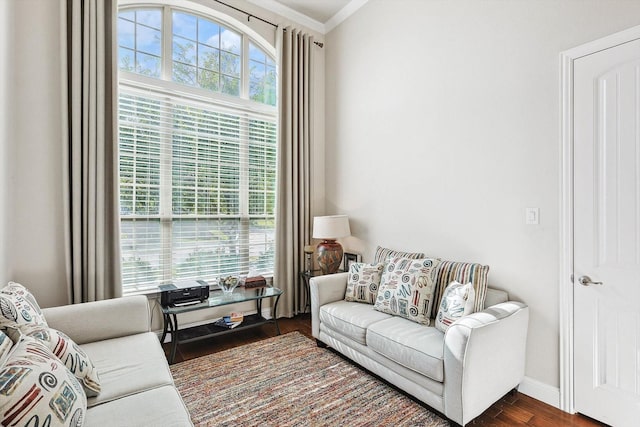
559, 24, 640, 414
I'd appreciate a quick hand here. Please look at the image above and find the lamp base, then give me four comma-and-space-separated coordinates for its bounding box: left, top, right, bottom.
317, 239, 343, 274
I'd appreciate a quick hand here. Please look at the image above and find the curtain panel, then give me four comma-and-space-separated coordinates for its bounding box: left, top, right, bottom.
274, 27, 315, 317
64, 0, 121, 303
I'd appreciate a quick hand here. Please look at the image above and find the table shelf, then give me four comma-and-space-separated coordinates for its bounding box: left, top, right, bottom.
175, 314, 275, 343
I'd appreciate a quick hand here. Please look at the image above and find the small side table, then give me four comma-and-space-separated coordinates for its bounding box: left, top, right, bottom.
299, 270, 344, 313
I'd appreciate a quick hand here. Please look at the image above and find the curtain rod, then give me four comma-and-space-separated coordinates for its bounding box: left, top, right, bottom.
211, 0, 324, 48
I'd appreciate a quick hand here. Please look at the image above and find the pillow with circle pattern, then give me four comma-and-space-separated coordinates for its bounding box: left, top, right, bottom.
0, 282, 48, 330
18, 324, 101, 397
344, 262, 385, 304
373, 257, 441, 325
0, 335, 87, 427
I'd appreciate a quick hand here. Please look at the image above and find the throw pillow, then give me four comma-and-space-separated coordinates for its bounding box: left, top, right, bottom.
432, 261, 489, 317
345, 262, 385, 304
0, 336, 87, 427
373, 257, 440, 325
20, 324, 101, 397
373, 246, 426, 264
435, 281, 476, 332
0, 282, 48, 330
0, 331, 12, 365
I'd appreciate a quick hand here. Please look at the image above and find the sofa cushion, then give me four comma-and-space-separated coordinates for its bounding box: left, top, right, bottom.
374, 257, 440, 325
435, 281, 476, 332
84, 385, 192, 427
367, 317, 445, 382
80, 332, 174, 407
374, 246, 425, 264
433, 260, 489, 317
345, 262, 384, 304
0, 336, 87, 427
0, 282, 48, 330
319, 301, 392, 345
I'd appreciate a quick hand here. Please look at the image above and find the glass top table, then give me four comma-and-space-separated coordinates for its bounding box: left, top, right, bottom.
162, 286, 283, 314
161, 286, 283, 363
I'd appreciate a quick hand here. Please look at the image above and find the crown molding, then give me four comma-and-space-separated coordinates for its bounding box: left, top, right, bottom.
245, 0, 325, 34
325, 0, 369, 33
246, 0, 369, 35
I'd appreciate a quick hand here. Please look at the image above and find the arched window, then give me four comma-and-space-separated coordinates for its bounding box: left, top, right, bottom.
117, 4, 277, 293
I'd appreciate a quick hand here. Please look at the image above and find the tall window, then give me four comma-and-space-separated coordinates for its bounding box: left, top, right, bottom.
117, 5, 277, 293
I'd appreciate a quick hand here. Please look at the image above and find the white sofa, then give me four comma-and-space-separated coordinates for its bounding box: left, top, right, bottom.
42, 295, 193, 426
310, 272, 529, 426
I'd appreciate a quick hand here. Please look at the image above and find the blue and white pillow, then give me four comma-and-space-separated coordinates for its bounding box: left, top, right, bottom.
0, 282, 48, 330
435, 281, 476, 332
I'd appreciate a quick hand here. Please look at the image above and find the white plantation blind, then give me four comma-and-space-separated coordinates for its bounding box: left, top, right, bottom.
119, 89, 276, 292
118, 5, 277, 293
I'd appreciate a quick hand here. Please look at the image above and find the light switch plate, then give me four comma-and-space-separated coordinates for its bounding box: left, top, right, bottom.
526, 207, 539, 225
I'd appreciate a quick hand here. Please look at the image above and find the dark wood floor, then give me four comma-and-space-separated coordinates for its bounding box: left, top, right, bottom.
163, 314, 606, 427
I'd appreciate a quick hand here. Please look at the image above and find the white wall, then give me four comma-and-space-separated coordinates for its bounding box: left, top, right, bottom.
325, 0, 640, 400
0, 1, 9, 284
2, 0, 68, 308
0, 1, 9, 285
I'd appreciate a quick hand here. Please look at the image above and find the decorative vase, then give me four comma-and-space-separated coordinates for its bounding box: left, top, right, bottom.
317, 239, 343, 274
217, 276, 239, 296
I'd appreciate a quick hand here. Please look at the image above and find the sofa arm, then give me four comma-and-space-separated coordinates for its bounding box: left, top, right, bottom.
443, 301, 529, 426
41, 295, 151, 345
310, 272, 348, 339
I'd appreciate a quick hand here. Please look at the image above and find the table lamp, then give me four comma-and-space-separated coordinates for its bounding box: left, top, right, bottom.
313, 215, 351, 274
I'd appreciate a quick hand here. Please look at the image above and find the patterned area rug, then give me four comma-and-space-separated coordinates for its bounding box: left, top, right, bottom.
170, 331, 448, 426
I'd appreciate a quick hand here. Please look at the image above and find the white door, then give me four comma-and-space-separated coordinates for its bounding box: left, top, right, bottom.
574, 37, 640, 426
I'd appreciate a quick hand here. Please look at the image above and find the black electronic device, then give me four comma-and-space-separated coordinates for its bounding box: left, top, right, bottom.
159, 280, 210, 307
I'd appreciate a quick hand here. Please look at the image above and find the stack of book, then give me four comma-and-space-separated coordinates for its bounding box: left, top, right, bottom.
214, 312, 244, 329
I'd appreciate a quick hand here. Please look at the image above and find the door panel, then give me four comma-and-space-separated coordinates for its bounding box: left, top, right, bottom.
574, 38, 640, 426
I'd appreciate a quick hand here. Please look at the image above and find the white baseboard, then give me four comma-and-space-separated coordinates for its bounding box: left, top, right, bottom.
518, 376, 560, 409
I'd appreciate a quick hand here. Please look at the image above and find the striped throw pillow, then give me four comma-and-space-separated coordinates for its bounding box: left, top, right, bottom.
374, 246, 425, 264
432, 261, 489, 317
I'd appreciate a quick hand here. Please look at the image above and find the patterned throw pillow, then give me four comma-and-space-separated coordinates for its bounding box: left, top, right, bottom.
373, 257, 441, 325
0, 336, 87, 427
345, 262, 385, 304
0, 282, 48, 329
373, 246, 426, 264
20, 325, 101, 397
435, 281, 476, 332
432, 261, 489, 317
0, 331, 12, 365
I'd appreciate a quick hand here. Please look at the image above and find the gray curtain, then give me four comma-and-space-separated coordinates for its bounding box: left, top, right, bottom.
274, 27, 315, 317
63, 0, 122, 303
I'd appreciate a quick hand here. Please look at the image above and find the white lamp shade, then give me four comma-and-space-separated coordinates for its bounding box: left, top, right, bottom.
312, 215, 351, 240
